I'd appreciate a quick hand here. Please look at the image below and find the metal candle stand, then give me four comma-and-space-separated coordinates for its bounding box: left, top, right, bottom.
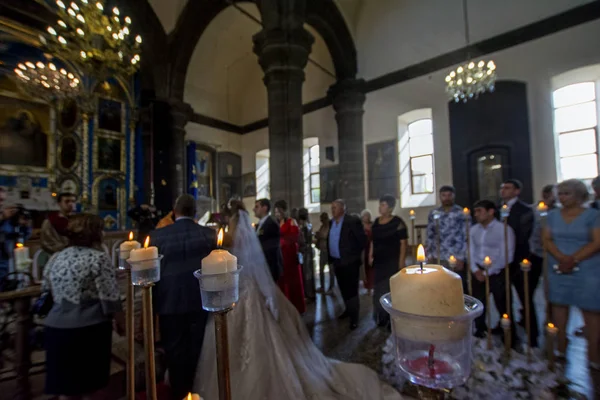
380, 293, 483, 399
127, 255, 164, 400
116, 250, 136, 400
520, 260, 532, 361
194, 266, 243, 400
500, 206, 512, 357
433, 211, 441, 264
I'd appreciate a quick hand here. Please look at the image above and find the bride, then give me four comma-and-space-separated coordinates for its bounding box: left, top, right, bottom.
193, 201, 402, 399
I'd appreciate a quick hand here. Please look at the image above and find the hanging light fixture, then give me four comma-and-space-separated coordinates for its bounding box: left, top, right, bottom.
13, 60, 81, 102
445, 0, 497, 102
35, 0, 142, 80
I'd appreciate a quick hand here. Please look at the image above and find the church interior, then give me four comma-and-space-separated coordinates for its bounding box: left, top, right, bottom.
1, 0, 600, 399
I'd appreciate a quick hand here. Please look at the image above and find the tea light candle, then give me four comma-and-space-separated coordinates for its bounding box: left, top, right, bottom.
128, 236, 158, 270
119, 231, 141, 260
202, 228, 237, 274
520, 258, 531, 272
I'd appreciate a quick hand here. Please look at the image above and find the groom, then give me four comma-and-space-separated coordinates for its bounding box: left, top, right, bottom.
151, 194, 216, 399
253, 198, 283, 282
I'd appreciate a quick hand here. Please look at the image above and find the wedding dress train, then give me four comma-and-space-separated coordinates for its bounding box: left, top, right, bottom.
193, 211, 402, 400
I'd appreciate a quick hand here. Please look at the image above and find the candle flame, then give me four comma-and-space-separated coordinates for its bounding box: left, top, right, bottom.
483, 256, 491, 265
522, 258, 530, 264
409, 209, 415, 216
128, 231, 134, 241
16, 243, 23, 249
143, 236, 150, 248
537, 201, 547, 211
217, 228, 224, 247
548, 322, 555, 329
187, 394, 192, 400
463, 207, 469, 215
502, 313, 509, 319
416, 244, 426, 262
502, 204, 508, 210
449, 255, 456, 262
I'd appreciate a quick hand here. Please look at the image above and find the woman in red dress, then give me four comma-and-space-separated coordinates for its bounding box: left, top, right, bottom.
273, 200, 306, 314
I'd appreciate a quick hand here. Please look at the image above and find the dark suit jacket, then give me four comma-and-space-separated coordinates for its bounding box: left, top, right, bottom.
327, 214, 367, 266
150, 218, 217, 315
506, 200, 534, 264
256, 216, 283, 282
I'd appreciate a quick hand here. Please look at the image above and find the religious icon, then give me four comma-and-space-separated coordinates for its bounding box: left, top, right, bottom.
0, 108, 48, 168
242, 173, 256, 198
97, 137, 122, 171
97, 98, 123, 133
195, 148, 214, 198
98, 178, 119, 210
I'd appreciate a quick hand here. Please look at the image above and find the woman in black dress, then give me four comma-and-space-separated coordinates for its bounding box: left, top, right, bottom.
370, 195, 408, 327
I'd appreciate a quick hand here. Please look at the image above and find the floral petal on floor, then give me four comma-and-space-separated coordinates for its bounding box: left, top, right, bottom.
382, 336, 586, 399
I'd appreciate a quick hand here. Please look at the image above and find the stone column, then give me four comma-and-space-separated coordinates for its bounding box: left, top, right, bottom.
253, 27, 314, 208
329, 78, 367, 214
167, 100, 193, 198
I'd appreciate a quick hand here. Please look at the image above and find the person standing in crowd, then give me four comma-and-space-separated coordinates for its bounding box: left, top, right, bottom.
526, 184, 557, 347
253, 198, 283, 282
0, 187, 32, 280
469, 200, 516, 340
543, 179, 600, 369
370, 195, 407, 328
128, 203, 159, 240
274, 200, 305, 314
361, 209, 374, 296
315, 212, 333, 294
42, 213, 124, 399
41, 192, 77, 256
425, 186, 468, 269
298, 208, 315, 301
328, 199, 367, 330
499, 179, 534, 338
150, 195, 216, 399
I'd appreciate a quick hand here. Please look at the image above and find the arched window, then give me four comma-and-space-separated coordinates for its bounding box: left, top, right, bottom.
255, 149, 270, 199
398, 109, 435, 208
303, 138, 320, 208
553, 82, 598, 181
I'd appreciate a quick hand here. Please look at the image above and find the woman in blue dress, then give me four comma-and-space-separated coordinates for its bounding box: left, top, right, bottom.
543, 179, 600, 369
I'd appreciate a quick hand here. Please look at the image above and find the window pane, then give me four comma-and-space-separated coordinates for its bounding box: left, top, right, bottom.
303, 151, 310, 165
560, 154, 598, 180
310, 174, 320, 189
553, 82, 596, 108
409, 134, 433, 157
412, 174, 434, 194
558, 129, 597, 157
410, 155, 433, 175
311, 189, 320, 204
554, 101, 597, 133
310, 145, 319, 165
304, 178, 310, 194
310, 163, 319, 174
408, 119, 432, 137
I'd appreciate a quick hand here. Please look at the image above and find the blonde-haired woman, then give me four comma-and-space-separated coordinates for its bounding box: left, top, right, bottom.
543, 179, 600, 368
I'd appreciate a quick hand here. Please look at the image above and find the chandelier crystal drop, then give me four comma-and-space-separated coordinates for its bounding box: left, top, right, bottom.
13, 60, 81, 102
36, 0, 142, 79
445, 60, 497, 102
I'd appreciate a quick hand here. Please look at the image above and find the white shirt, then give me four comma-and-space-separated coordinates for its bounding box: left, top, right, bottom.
469, 219, 516, 276
257, 215, 269, 231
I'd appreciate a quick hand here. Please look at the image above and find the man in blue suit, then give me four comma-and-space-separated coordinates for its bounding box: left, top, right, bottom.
150, 194, 216, 400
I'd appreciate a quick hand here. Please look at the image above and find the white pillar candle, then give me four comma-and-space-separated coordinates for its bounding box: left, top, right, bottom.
128, 237, 159, 270
202, 229, 237, 274
390, 245, 465, 341
119, 231, 141, 260
14, 243, 30, 265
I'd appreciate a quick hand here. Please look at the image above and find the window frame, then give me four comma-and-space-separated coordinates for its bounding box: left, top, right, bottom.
304, 144, 320, 206
407, 118, 435, 195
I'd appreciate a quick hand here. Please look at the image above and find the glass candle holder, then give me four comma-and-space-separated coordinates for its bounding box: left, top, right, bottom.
127, 255, 163, 286
194, 266, 243, 312
380, 293, 483, 390
115, 248, 131, 270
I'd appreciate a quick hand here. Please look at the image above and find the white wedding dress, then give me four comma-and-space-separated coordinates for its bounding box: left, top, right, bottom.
193, 210, 403, 400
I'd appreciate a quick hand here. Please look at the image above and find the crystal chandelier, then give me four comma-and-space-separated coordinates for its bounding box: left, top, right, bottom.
444, 0, 497, 103
13, 60, 81, 102
445, 60, 496, 102
35, 0, 142, 80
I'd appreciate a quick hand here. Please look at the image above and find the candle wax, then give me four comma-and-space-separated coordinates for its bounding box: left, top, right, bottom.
128, 246, 159, 270
202, 249, 237, 275
14, 246, 30, 264
119, 240, 141, 260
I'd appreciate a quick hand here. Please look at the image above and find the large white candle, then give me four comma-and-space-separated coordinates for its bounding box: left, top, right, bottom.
119, 231, 141, 260
128, 237, 158, 270
390, 245, 465, 340
202, 228, 237, 274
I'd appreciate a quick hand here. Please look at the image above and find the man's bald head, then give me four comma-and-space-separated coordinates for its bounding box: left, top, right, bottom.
174, 194, 196, 218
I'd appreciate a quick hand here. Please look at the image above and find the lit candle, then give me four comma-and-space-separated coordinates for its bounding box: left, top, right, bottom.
14, 243, 30, 271
501, 313, 511, 355
483, 256, 492, 268
409, 209, 416, 220
501, 204, 510, 218
416, 244, 426, 269
390, 251, 465, 341
501, 313, 511, 329
520, 258, 531, 271
202, 229, 237, 275
119, 231, 141, 260
546, 322, 557, 371
128, 236, 158, 270
184, 393, 202, 400
448, 255, 457, 269
537, 201, 548, 217
463, 207, 470, 217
